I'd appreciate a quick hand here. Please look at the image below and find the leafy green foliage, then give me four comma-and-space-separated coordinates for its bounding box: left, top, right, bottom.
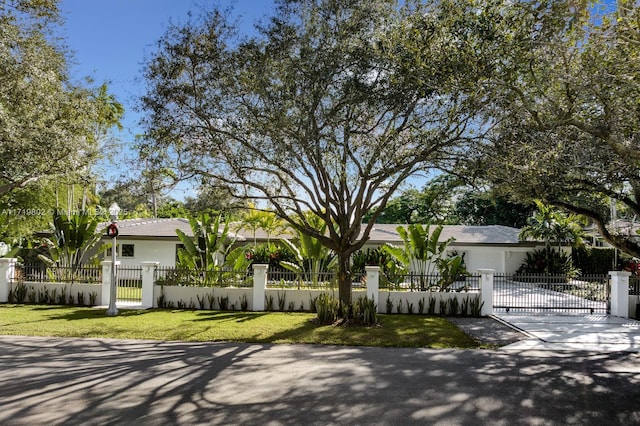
518, 201, 585, 250
382, 224, 465, 290
37, 212, 102, 276
572, 247, 616, 275
455, 0, 640, 258
279, 213, 336, 285
176, 213, 233, 271
0, 2, 122, 198
516, 248, 578, 277
139, 0, 490, 307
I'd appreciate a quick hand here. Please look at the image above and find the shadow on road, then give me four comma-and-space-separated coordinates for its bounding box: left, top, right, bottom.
0, 336, 638, 425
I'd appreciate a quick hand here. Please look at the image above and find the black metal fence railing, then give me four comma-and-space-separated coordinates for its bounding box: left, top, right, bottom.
630, 275, 640, 295
16, 264, 102, 284
494, 273, 609, 314
266, 270, 365, 289
380, 273, 480, 292
116, 266, 143, 302
155, 267, 253, 288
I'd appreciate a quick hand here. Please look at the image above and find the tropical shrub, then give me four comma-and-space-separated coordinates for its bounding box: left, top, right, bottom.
279, 213, 336, 286
516, 248, 579, 277
382, 223, 465, 290
572, 247, 615, 274
37, 212, 103, 281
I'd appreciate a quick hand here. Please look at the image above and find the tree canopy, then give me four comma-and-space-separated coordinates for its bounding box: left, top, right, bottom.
454, 0, 640, 257
139, 0, 487, 305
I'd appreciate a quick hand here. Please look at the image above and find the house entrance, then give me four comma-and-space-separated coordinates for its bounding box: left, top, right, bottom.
493, 274, 610, 314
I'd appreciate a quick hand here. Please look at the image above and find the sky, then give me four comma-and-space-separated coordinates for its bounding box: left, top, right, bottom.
58, 0, 277, 199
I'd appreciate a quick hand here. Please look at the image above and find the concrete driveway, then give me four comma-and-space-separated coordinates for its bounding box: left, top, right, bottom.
496, 314, 640, 352
0, 335, 639, 425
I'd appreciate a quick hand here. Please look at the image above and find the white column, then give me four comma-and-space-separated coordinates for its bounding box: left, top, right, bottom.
101, 261, 111, 307
252, 264, 268, 311
101, 260, 120, 307
365, 266, 380, 313
0, 258, 17, 303
478, 269, 495, 317
140, 262, 158, 309
609, 271, 630, 318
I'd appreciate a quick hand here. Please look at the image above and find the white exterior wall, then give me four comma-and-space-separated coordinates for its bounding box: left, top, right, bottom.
101, 239, 180, 267
362, 243, 533, 274
448, 246, 532, 274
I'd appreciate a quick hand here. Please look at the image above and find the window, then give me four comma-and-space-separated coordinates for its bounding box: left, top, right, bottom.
121, 244, 135, 257
105, 243, 135, 258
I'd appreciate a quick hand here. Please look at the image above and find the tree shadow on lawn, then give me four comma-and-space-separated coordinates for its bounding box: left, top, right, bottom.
191, 310, 269, 323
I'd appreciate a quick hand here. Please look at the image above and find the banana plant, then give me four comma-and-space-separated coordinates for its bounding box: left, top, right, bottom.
279, 213, 336, 287
38, 212, 103, 280
382, 223, 456, 290
436, 255, 469, 291
176, 213, 236, 285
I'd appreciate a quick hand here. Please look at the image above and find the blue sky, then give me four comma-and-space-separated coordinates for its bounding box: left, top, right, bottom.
58, 0, 276, 198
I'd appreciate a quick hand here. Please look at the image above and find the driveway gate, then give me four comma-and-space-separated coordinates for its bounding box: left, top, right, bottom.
493, 274, 610, 314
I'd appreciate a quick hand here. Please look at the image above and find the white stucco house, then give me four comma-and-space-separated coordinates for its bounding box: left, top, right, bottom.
362, 224, 543, 274
99, 218, 244, 267
99, 218, 544, 273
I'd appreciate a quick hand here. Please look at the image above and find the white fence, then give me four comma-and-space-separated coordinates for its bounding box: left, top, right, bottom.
0, 259, 636, 318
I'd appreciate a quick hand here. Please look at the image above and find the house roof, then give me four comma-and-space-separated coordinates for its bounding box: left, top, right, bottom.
101, 218, 527, 246
365, 224, 526, 246
100, 218, 245, 240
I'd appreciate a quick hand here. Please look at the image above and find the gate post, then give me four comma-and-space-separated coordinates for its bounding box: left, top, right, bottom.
101, 260, 120, 307
478, 269, 494, 317
252, 264, 268, 311
609, 271, 630, 318
140, 262, 158, 309
365, 266, 380, 313
0, 258, 17, 303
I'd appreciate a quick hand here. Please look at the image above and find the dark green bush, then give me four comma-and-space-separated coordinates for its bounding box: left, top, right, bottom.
572, 247, 615, 274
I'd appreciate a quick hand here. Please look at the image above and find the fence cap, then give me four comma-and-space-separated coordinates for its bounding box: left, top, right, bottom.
609, 270, 632, 277
0, 258, 17, 264
478, 269, 495, 274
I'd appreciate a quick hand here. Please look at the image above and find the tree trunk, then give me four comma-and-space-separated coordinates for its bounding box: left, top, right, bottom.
337, 251, 352, 308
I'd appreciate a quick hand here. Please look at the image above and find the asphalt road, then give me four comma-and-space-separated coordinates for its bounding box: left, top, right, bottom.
0, 335, 638, 425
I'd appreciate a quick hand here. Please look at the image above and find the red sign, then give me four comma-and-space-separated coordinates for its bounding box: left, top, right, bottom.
107, 223, 119, 238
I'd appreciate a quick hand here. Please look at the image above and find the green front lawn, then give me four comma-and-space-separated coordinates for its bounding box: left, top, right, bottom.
0, 305, 480, 348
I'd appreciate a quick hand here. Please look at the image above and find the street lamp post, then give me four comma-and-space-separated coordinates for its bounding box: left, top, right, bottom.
106, 203, 120, 316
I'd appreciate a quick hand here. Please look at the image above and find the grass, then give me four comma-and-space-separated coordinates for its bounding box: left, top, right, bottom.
0, 305, 481, 349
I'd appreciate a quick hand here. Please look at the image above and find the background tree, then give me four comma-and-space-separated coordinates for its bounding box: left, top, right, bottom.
452, 188, 534, 228
363, 175, 460, 224
0, 1, 121, 196
452, 0, 640, 258
139, 0, 485, 306
183, 181, 242, 217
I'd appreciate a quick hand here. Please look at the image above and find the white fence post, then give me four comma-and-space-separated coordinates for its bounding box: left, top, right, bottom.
252, 264, 268, 311
140, 261, 158, 309
478, 269, 494, 317
609, 271, 630, 318
0, 258, 17, 303
101, 260, 120, 307
365, 266, 380, 313
101, 261, 111, 307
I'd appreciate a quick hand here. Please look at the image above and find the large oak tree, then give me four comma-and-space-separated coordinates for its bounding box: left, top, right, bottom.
139, 0, 485, 305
